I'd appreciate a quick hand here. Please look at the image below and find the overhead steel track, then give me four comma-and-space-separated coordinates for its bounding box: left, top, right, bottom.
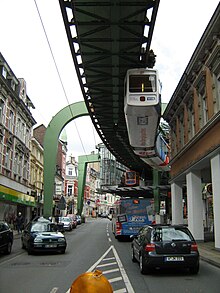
59, 0, 160, 179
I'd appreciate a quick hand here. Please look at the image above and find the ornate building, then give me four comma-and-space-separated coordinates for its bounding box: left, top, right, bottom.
163, 4, 220, 249
0, 52, 36, 223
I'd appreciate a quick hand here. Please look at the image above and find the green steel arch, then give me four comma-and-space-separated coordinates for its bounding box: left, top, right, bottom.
43, 101, 98, 218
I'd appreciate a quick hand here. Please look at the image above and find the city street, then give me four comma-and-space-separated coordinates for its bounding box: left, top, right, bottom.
0, 218, 220, 293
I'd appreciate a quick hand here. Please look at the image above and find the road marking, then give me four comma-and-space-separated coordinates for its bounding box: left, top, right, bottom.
87, 245, 113, 272
109, 276, 123, 283
108, 237, 112, 242
97, 261, 117, 268
65, 245, 134, 293
88, 245, 134, 293
112, 246, 135, 293
103, 268, 120, 274
50, 288, 59, 293
114, 289, 127, 293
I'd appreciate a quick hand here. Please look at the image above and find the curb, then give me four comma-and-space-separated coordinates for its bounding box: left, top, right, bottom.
200, 255, 220, 269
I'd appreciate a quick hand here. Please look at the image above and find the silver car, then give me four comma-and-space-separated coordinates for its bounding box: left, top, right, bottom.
59, 217, 73, 231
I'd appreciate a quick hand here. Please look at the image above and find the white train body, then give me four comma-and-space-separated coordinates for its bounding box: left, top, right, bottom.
124, 68, 161, 153
140, 134, 170, 171
124, 68, 170, 171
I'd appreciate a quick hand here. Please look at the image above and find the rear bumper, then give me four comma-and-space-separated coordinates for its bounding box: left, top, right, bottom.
143, 252, 199, 269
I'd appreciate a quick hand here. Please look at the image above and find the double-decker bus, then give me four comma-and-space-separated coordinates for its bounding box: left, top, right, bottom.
112, 197, 154, 240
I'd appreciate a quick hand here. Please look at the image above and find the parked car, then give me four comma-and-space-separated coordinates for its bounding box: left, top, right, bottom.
59, 216, 73, 231
0, 221, 13, 254
76, 215, 82, 225
21, 217, 67, 255
66, 214, 77, 229
131, 224, 200, 274
101, 212, 108, 218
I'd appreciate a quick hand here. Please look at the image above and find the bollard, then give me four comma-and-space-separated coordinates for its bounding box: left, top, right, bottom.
70, 270, 113, 293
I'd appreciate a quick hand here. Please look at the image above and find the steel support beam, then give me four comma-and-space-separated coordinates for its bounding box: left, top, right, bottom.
77, 154, 100, 215
43, 101, 88, 219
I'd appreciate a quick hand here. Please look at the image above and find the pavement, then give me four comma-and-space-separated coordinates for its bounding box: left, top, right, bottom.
198, 241, 220, 268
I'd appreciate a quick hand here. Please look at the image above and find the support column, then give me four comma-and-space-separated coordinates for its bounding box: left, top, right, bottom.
43, 101, 88, 219
171, 182, 183, 224
186, 171, 204, 241
77, 154, 99, 215
153, 169, 160, 214
211, 153, 220, 250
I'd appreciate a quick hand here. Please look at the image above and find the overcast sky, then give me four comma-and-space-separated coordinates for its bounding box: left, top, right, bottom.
0, 0, 219, 159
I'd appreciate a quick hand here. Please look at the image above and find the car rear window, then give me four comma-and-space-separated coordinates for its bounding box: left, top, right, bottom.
152, 227, 193, 242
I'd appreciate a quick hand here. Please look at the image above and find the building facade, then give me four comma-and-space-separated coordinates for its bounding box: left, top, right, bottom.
65, 155, 78, 214
30, 136, 44, 218
163, 4, 220, 249
0, 52, 36, 224
33, 124, 67, 216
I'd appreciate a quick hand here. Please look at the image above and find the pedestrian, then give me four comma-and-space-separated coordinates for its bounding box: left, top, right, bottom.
16, 212, 24, 234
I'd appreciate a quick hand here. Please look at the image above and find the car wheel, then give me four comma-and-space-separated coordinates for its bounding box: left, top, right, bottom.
4, 241, 12, 254
27, 243, 32, 255
60, 249, 66, 254
132, 247, 137, 262
139, 254, 148, 274
189, 263, 199, 274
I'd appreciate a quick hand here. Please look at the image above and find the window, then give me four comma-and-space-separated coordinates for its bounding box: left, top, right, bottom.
11, 79, 16, 91
16, 118, 21, 137
25, 128, 30, 146
21, 123, 25, 141
2, 67, 7, 79
0, 99, 5, 123
129, 74, 156, 93
13, 153, 18, 174
23, 160, 28, 179
68, 185, 73, 196
18, 155, 23, 175
5, 147, 11, 169
68, 167, 73, 176
197, 78, 208, 127
213, 73, 220, 114
188, 101, 195, 140
8, 110, 14, 132
179, 112, 184, 148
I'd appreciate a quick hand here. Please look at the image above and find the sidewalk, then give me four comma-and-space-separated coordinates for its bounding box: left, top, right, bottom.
198, 241, 220, 268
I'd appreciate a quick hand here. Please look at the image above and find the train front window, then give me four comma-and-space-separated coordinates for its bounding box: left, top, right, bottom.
129, 74, 156, 93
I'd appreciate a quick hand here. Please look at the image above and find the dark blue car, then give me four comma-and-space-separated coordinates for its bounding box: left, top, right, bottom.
0, 221, 13, 254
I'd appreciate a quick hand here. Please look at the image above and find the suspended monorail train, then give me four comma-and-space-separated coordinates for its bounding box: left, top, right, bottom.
124, 68, 170, 171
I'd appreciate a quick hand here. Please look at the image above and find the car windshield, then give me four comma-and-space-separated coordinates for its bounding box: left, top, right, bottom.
31, 222, 57, 232
152, 227, 193, 242
60, 217, 70, 222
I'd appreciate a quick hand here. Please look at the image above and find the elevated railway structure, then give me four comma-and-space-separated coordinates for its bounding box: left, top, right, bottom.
59, 0, 161, 181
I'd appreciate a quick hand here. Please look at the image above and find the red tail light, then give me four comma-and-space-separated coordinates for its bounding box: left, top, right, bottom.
116, 221, 122, 235
191, 243, 198, 251
145, 243, 155, 252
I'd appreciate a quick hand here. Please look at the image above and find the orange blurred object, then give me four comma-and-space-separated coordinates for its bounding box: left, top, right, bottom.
70, 270, 113, 293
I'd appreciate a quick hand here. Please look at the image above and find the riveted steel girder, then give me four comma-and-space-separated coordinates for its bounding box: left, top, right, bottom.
59, 0, 160, 179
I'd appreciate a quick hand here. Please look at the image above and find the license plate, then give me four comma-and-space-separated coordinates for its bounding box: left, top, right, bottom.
165, 256, 184, 262
45, 244, 57, 248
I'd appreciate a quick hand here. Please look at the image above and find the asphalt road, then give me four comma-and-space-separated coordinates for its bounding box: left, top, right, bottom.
0, 218, 220, 293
